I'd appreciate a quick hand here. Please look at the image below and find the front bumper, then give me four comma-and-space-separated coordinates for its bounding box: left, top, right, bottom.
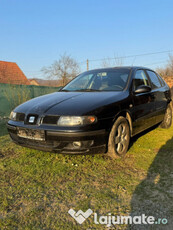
7, 122, 108, 154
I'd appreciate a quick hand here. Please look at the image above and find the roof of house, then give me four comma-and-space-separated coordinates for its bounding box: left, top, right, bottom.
0, 61, 30, 85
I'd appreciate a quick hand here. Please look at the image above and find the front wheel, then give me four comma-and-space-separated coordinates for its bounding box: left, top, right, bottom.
160, 104, 172, 129
108, 116, 130, 159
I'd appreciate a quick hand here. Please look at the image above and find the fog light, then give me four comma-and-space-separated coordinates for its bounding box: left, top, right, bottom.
89, 140, 94, 146
73, 141, 82, 148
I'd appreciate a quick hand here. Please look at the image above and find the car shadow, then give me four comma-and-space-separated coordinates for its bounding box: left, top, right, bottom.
127, 137, 173, 229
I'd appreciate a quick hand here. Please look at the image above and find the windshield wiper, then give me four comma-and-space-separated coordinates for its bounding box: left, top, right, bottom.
60, 89, 70, 92
73, 89, 101, 92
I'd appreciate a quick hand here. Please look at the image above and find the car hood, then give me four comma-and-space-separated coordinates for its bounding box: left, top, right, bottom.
14, 91, 127, 118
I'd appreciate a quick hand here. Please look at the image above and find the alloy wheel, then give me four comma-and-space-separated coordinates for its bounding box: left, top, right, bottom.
115, 123, 128, 155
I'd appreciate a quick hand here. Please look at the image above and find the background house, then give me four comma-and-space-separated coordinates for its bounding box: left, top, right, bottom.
0, 61, 30, 85
28, 78, 62, 87
29, 79, 40, 86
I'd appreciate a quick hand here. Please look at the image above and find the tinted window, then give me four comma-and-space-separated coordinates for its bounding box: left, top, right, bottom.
133, 70, 150, 90
157, 74, 165, 87
62, 69, 130, 92
146, 70, 161, 88
68, 73, 93, 89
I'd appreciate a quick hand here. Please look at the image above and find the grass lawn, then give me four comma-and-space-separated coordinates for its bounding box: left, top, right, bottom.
0, 120, 8, 137
0, 124, 173, 229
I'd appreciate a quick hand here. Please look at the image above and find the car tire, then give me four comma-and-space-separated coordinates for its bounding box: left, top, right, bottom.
108, 116, 130, 159
160, 104, 172, 129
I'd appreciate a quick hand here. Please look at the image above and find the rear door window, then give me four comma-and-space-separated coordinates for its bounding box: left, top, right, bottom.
146, 70, 162, 89
157, 74, 165, 87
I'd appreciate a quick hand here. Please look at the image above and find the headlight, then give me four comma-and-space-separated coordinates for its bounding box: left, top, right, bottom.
57, 116, 97, 126
10, 111, 17, 121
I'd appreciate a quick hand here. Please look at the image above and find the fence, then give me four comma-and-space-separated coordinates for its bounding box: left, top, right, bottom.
0, 83, 61, 118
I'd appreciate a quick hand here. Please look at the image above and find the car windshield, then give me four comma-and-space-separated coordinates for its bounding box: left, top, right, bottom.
61, 69, 130, 92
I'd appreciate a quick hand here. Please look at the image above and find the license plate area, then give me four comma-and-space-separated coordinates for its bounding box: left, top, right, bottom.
17, 128, 45, 141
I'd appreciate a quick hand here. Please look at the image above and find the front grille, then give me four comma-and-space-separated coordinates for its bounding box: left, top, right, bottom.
25, 114, 39, 125
16, 113, 25, 122
42, 115, 60, 125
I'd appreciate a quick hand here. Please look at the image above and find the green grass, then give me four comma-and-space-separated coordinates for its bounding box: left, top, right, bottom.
0, 124, 173, 229
0, 120, 8, 137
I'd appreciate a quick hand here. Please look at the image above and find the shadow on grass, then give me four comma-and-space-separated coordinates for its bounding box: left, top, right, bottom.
127, 137, 173, 229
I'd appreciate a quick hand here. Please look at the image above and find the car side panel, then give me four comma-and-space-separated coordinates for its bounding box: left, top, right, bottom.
131, 91, 156, 135
152, 87, 168, 124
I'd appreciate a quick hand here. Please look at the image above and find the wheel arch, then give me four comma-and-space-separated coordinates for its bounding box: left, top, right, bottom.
112, 110, 133, 137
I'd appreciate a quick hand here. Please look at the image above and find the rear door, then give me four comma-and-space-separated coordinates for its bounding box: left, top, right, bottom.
131, 69, 156, 135
145, 70, 167, 123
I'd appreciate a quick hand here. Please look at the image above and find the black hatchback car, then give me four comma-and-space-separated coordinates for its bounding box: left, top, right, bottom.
7, 67, 172, 158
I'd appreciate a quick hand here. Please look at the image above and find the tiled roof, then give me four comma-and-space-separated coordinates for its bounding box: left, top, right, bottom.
0, 61, 30, 85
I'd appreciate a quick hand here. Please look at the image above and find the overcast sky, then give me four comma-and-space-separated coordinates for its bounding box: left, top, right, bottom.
0, 0, 173, 78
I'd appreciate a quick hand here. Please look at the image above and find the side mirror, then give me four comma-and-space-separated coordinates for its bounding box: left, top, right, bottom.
134, 85, 151, 94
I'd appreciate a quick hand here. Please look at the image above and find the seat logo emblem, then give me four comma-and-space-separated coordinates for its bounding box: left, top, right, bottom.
29, 116, 35, 123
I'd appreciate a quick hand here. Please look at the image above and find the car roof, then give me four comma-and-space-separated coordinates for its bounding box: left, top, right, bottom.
86, 66, 154, 73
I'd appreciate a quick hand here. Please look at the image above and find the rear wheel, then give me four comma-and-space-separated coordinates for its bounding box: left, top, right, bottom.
160, 104, 172, 129
108, 116, 130, 159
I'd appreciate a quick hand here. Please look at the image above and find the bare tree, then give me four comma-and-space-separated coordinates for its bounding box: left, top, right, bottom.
42, 54, 80, 86
101, 58, 112, 68
156, 55, 173, 78
101, 54, 124, 68
156, 67, 166, 77
168, 54, 173, 74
